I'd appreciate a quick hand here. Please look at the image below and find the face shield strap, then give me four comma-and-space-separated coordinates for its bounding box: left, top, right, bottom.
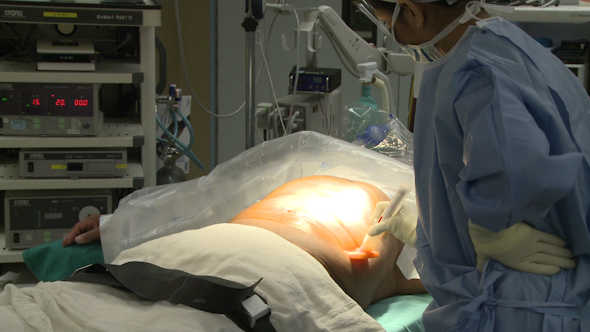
353, 0, 465, 41
355, 0, 487, 63
354, 0, 396, 39
460, 0, 485, 24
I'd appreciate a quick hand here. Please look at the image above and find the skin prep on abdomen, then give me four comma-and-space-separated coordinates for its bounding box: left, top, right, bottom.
229, 175, 426, 308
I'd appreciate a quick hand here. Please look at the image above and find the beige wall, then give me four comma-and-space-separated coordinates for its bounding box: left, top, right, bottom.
156, 0, 211, 180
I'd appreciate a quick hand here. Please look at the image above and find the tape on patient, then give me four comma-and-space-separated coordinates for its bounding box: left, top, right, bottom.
397, 245, 420, 280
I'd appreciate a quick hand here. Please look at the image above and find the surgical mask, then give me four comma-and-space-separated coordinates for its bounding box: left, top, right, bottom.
391, 0, 484, 63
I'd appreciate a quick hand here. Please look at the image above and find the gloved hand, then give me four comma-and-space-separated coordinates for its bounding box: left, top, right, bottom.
367, 202, 418, 247
469, 220, 576, 275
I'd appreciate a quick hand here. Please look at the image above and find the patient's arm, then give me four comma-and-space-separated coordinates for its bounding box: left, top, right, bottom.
62, 214, 101, 246
229, 175, 426, 309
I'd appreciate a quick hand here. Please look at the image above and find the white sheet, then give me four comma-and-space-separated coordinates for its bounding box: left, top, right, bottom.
0, 223, 386, 332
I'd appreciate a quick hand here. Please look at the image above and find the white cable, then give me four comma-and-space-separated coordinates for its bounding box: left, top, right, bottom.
317, 92, 330, 136
286, 110, 300, 134
539, 0, 555, 7
255, 124, 266, 141
173, 0, 267, 118
277, 105, 288, 135
373, 70, 397, 118
258, 17, 279, 109
257, 11, 290, 137
258, 31, 281, 109
286, 9, 301, 137
254, 30, 271, 142
274, 112, 283, 137
371, 76, 390, 116
104, 33, 132, 56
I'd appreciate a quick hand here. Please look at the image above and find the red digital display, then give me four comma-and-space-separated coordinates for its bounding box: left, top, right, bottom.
74, 99, 89, 106
32, 98, 41, 106
48, 94, 91, 112
51, 98, 89, 106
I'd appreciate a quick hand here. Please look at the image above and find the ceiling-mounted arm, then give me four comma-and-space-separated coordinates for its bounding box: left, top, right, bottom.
317, 5, 384, 72
280, 8, 323, 68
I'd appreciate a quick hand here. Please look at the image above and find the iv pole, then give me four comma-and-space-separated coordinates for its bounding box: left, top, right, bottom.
242, 0, 264, 150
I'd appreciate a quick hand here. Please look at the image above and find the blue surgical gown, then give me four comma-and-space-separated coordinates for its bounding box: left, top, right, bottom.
412, 17, 590, 331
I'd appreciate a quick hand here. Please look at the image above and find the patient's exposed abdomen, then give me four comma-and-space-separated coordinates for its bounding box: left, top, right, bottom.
230, 175, 388, 251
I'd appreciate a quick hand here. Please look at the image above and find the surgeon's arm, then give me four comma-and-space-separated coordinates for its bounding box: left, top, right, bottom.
454, 62, 582, 232
62, 214, 102, 247
452, 61, 579, 275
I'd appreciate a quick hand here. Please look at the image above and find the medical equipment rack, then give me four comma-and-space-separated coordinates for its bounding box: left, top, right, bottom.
487, 5, 590, 23
0, 0, 161, 264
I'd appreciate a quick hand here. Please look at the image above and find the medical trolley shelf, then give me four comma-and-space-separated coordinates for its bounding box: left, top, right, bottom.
0, 61, 144, 84
0, 1, 161, 263
0, 0, 160, 190
488, 5, 590, 23
0, 118, 145, 149
0, 159, 144, 190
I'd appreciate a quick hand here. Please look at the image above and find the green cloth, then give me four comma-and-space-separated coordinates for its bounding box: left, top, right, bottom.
22, 240, 104, 282
366, 293, 432, 332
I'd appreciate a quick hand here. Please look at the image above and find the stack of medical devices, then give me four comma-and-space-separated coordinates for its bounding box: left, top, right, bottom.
0, 0, 171, 252
1, 80, 122, 250
1, 80, 118, 250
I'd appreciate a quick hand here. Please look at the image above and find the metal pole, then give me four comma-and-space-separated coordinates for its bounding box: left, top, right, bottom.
245, 29, 256, 149
242, 15, 259, 150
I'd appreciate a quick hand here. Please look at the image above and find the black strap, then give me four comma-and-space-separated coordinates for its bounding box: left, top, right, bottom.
63, 262, 275, 332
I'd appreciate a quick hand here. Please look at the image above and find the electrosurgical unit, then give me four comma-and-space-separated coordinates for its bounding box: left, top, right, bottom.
0, 82, 102, 136
5, 189, 112, 249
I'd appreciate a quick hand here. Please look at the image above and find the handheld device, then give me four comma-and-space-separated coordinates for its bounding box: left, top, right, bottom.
346, 183, 411, 259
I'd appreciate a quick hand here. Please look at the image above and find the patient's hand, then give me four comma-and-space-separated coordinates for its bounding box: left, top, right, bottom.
62, 214, 102, 247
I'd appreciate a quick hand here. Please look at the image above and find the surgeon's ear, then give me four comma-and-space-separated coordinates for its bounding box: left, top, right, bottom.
398, 0, 425, 28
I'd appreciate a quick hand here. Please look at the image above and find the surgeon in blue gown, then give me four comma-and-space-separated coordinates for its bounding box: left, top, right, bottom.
357, 0, 590, 330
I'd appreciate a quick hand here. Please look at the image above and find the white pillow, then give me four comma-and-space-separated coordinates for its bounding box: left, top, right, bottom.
113, 223, 386, 332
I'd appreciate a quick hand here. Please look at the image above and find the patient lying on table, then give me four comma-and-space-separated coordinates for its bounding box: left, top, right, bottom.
64, 175, 426, 309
